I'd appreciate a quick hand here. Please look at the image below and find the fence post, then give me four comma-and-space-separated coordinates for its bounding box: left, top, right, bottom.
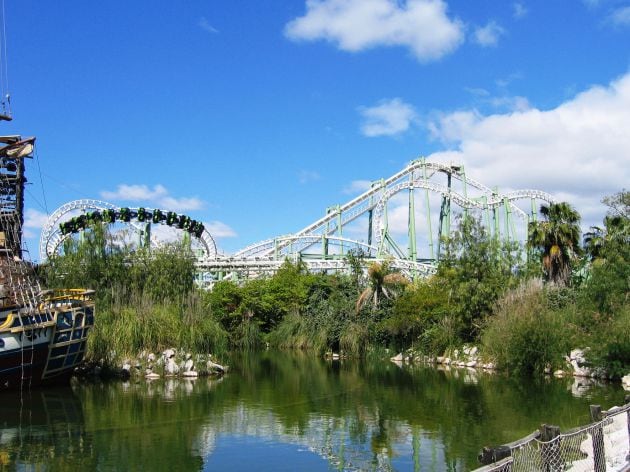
590, 405, 606, 472
540, 424, 562, 471
478, 445, 511, 466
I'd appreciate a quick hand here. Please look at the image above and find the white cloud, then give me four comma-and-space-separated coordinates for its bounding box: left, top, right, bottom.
343, 179, 373, 194
426, 72, 630, 229
473, 21, 505, 47
513, 3, 527, 19
159, 196, 204, 212
285, 0, 464, 62
359, 98, 417, 137
101, 184, 204, 212
609, 6, 630, 27
199, 17, 218, 34
22, 208, 50, 240
24, 208, 49, 229
204, 221, 237, 239
298, 170, 321, 184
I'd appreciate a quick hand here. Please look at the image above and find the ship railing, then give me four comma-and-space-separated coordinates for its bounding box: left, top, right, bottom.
39, 288, 95, 305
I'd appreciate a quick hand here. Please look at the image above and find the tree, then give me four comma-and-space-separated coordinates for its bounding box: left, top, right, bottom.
437, 216, 522, 341
528, 202, 581, 285
356, 262, 409, 313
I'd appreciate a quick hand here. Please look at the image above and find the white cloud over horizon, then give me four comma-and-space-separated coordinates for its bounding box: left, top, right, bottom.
285, 0, 464, 62
359, 98, 417, 137
101, 184, 204, 212
425, 72, 630, 228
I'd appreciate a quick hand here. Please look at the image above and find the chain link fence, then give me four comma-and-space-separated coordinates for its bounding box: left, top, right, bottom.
475, 398, 630, 471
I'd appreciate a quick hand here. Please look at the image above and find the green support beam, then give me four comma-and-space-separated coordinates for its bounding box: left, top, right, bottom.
422, 159, 435, 260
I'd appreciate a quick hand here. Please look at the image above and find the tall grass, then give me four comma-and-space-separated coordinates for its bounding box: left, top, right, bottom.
482, 280, 576, 375
88, 290, 228, 366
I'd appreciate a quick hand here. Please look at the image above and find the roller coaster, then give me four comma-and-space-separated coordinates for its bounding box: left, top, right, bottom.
40, 158, 555, 286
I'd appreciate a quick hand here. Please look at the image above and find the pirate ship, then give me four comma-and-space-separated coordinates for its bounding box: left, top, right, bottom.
0, 116, 95, 390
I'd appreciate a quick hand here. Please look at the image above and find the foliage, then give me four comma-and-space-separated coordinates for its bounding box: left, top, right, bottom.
356, 261, 409, 314
528, 202, 582, 286
482, 281, 576, 375
436, 216, 522, 341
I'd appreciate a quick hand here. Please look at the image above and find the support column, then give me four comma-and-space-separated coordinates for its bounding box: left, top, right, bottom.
437, 172, 452, 259
408, 178, 417, 263
423, 159, 435, 260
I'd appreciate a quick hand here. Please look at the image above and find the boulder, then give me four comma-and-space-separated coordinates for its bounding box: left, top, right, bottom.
391, 353, 404, 362
183, 371, 198, 378
207, 360, 225, 374
184, 359, 194, 372
622, 374, 630, 391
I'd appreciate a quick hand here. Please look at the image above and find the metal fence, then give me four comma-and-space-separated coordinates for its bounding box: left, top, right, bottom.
475, 397, 630, 472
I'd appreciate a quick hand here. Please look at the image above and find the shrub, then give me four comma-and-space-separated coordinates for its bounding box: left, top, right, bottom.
483, 281, 576, 375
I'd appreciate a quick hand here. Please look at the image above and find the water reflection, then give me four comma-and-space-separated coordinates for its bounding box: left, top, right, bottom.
0, 351, 626, 471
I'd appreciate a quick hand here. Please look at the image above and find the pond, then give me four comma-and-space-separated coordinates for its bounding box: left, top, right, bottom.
0, 351, 627, 471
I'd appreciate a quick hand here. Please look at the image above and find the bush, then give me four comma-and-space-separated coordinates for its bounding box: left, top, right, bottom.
590, 305, 630, 379
483, 281, 576, 375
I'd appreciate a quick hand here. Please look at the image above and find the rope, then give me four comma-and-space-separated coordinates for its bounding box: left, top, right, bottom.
0, 0, 9, 114
34, 147, 49, 215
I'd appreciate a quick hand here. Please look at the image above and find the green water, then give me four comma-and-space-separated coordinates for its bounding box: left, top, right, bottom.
0, 351, 627, 471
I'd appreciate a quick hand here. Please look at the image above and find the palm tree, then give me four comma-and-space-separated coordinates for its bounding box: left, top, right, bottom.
528, 202, 581, 285
584, 225, 605, 261
355, 262, 409, 313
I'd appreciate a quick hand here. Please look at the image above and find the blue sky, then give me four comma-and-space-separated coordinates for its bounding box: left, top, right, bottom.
3, 0, 630, 259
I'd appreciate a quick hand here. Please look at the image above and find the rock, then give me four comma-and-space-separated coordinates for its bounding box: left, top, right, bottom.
146, 372, 160, 379
145, 368, 153, 376
147, 353, 156, 362
165, 359, 179, 376
553, 370, 565, 377
622, 374, 630, 391
391, 353, 403, 362
453, 349, 459, 359
570, 360, 592, 378
186, 352, 192, 360
331, 353, 340, 360
183, 371, 198, 378
206, 360, 225, 374
544, 366, 552, 375
436, 356, 445, 364
466, 361, 477, 368
443, 358, 451, 365
483, 363, 495, 370
184, 359, 194, 372
469, 346, 478, 357
122, 362, 131, 373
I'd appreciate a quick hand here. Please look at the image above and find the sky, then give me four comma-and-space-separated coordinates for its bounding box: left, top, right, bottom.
3, 0, 630, 259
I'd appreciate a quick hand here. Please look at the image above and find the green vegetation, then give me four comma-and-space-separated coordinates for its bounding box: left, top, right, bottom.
41, 191, 630, 378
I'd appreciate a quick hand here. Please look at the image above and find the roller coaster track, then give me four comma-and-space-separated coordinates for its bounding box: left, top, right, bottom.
41, 159, 556, 285
40, 199, 217, 260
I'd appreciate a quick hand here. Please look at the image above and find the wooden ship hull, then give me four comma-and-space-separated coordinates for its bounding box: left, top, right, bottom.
0, 290, 95, 391
0, 124, 95, 391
